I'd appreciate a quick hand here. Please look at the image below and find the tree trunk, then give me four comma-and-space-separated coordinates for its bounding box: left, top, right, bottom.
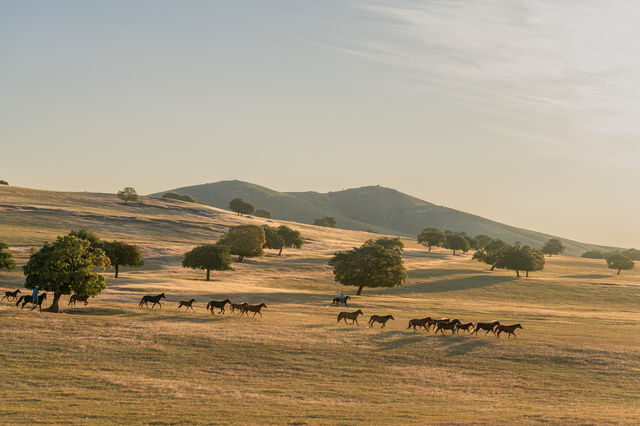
115, 264, 119, 278
428, 246, 432, 252
45, 292, 62, 313
526, 270, 529, 277
278, 247, 283, 256
490, 265, 496, 271
516, 270, 520, 278
239, 255, 244, 262
206, 268, 210, 281
617, 269, 621, 275
452, 249, 456, 255
356, 285, 364, 296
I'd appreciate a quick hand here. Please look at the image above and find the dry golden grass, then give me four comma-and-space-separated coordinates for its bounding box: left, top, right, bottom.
1, 186, 639, 424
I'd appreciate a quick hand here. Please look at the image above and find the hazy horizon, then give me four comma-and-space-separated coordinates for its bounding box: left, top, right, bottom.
2, 1, 639, 248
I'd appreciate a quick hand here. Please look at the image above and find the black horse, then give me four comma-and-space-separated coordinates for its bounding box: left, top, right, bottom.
206, 299, 231, 315
331, 295, 351, 307
139, 293, 166, 309
16, 293, 47, 312
1, 289, 21, 302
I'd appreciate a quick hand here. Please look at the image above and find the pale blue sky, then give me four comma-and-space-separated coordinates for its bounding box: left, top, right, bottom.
1, 1, 639, 247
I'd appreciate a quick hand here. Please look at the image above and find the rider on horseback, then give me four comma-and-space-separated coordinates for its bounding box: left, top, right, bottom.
32, 286, 39, 304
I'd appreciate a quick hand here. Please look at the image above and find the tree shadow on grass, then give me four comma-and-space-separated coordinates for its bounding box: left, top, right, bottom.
561, 274, 612, 279
63, 307, 127, 316
375, 275, 516, 295
407, 268, 487, 279
434, 336, 492, 354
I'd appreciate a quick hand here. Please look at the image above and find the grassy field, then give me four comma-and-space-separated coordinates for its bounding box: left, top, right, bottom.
1, 186, 639, 424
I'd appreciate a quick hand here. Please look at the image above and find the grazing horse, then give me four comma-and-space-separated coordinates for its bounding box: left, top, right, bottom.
242, 303, 267, 318
455, 322, 474, 334
407, 317, 432, 331
1, 289, 21, 302
496, 324, 523, 339
139, 293, 166, 309
472, 321, 500, 336
68, 294, 89, 306
230, 302, 248, 315
331, 295, 351, 307
16, 293, 47, 311
206, 299, 231, 315
337, 309, 363, 325
434, 319, 462, 335
177, 299, 196, 311
368, 314, 394, 328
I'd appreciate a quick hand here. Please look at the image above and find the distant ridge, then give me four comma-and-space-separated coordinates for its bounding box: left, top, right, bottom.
151, 180, 618, 255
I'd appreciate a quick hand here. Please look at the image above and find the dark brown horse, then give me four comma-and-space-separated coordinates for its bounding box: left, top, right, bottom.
471, 321, 500, 336
16, 293, 47, 311
455, 322, 474, 334
407, 317, 433, 331
178, 299, 196, 311
1, 289, 21, 302
242, 303, 267, 318
434, 319, 462, 335
368, 314, 394, 328
230, 302, 248, 315
68, 294, 89, 306
337, 309, 363, 325
496, 324, 523, 339
331, 295, 351, 307
139, 293, 166, 309
206, 299, 231, 315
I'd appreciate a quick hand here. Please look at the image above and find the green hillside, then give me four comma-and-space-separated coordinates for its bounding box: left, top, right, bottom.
151, 180, 619, 255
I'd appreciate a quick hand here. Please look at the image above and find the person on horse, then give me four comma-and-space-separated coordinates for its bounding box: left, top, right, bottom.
32, 286, 40, 304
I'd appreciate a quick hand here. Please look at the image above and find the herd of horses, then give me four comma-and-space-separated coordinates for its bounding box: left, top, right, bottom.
138, 293, 269, 318
336, 310, 522, 338
2, 288, 523, 338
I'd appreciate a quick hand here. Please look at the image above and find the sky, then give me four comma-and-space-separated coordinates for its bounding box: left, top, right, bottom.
1, 0, 639, 248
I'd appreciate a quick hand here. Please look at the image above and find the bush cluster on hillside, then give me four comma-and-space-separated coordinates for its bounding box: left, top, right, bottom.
0, 180, 8, 185
314, 217, 337, 228
163, 192, 197, 203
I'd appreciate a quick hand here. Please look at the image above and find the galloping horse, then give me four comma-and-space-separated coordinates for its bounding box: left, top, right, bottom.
69, 294, 89, 306
368, 315, 394, 328
331, 295, 351, 307
471, 321, 500, 336
16, 293, 47, 311
177, 299, 196, 311
242, 303, 267, 318
496, 324, 523, 339
337, 310, 363, 326
206, 299, 231, 315
1, 289, 21, 302
139, 293, 166, 309
407, 317, 432, 331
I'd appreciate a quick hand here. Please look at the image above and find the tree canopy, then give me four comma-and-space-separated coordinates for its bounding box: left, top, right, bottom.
262, 225, 304, 255
474, 234, 493, 250
162, 192, 197, 203
541, 238, 565, 257
254, 209, 273, 219
182, 244, 232, 281
622, 248, 640, 261
443, 233, 471, 255
117, 187, 140, 204
218, 225, 265, 262
581, 250, 608, 259
228, 198, 255, 215
314, 217, 337, 228
417, 227, 444, 252
472, 238, 509, 270
364, 237, 404, 254
103, 241, 143, 278
605, 252, 634, 275
0, 179, 8, 185
23, 235, 110, 312
495, 242, 545, 277
0, 241, 16, 271
328, 239, 406, 295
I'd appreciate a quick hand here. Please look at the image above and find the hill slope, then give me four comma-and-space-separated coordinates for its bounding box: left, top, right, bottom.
152, 180, 618, 255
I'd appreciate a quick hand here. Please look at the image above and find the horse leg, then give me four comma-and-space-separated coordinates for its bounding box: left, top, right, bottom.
258, 311, 262, 318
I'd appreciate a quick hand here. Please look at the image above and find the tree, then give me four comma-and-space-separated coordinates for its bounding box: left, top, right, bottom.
228, 198, 254, 216
0, 241, 16, 271
103, 241, 143, 278
364, 237, 404, 254
581, 250, 607, 259
0, 180, 8, 185
474, 235, 493, 250
622, 248, 640, 261
117, 187, 140, 204
443, 233, 470, 255
262, 225, 284, 252
254, 209, 272, 219
473, 239, 509, 270
541, 238, 565, 257
218, 225, 265, 262
417, 227, 444, 252
329, 242, 406, 296
182, 244, 232, 281
274, 225, 304, 255
162, 192, 197, 203
496, 242, 545, 277
314, 217, 337, 228
605, 252, 634, 275
68, 229, 102, 250
23, 235, 110, 312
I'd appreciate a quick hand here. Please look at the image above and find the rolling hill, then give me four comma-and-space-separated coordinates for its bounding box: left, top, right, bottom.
152, 180, 619, 255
